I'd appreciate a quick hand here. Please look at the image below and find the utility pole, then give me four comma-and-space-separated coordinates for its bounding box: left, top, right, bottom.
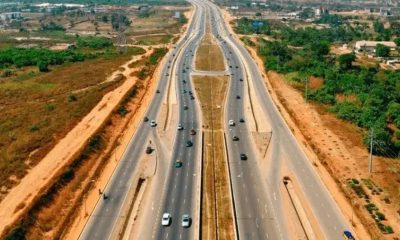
304, 77, 308, 102
369, 128, 374, 174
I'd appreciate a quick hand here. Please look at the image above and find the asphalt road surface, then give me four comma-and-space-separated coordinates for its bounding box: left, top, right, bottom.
78, 2, 203, 239
206, 1, 352, 239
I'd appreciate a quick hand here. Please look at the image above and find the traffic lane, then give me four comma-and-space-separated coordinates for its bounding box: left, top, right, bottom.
224, 27, 350, 237
154, 29, 203, 240
80, 121, 153, 239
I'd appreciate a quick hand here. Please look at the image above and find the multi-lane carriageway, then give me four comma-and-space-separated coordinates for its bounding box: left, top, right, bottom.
79, 0, 354, 239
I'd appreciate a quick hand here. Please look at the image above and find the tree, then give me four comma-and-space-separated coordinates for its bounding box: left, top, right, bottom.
101, 15, 108, 23
394, 37, 400, 47
37, 60, 49, 72
309, 41, 330, 58
338, 53, 356, 70
299, 8, 314, 20
373, 20, 384, 33
375, 44, 390, 57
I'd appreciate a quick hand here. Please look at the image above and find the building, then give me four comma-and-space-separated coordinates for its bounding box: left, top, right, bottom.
174, 11, 181, 19
355, 40, 397, 54
0, 12, 21, 21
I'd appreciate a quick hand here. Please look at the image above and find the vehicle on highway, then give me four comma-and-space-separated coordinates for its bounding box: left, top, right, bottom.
236, 95, 240, 99
166, 73, 169, 76
183, 89, 187, 94
150, 120, 157, 127
183, 79, 186, 84
156, 89, 160, 93
178, 124, 184, 130
240, 153, 247, 160
175, 159, 183, 168
183, 105, 189, 110
190, 129, 196, 135
232, 136, 239, 141
143, 116, 149, 122
239, 118, 245, 123
239, 78, 243, 82
146, 146, 152, 154
343, 231, 355, 240
181, 214, 190, 228
161, 213, 171, 226
186, 140, 193, 147
190, 95, 195, 100
228, 120, 235, 126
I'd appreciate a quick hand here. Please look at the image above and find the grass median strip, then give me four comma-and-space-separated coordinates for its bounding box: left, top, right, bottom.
193, 75, 234, 240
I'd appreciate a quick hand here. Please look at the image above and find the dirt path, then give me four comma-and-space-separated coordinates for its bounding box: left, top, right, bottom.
0, 49, 153, 237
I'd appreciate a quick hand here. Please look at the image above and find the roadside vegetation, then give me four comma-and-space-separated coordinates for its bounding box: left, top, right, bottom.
236, 15, 400, 157
0, 41, 145, 192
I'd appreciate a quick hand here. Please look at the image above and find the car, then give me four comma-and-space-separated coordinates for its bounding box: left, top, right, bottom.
183, 69, 186, 73
228, 120, 235, 126
240, 153, 247, 160
143, 116, 149, 122
166, 73, 169, 76
183, 89, 187, 94
183, 105, 188, 110
190, 95, 195, 100
150, 120, 157, 127
156, 89, 160, 93
175, 159, 183, 168
232, 136, 239, 141
343, 231, 355, 240
190, 129, 196, 135
236, 95, 240, 99
236, 66, 239, 69
186, 140, 193, 147
239, 78, 243, 82
229, 65, 232, 68
146, 146, 152, 154
168, 65, 171, 68
239, 118, 245, 123
178, 124, 184, 130
161, 213, 171, 226
182, 214, 190, 228
188, 90, 192, 95
183, 80, 186, 84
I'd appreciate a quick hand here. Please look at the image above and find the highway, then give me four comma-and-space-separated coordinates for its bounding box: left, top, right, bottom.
150, 1, 205, 239
208, 3, 282, 239
80, 0, 352, 239
207, 1, 352, 239
78, 2, 203, 239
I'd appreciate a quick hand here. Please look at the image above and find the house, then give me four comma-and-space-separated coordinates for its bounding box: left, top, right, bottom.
354, 41, 397, 54
0, 12, 21, 21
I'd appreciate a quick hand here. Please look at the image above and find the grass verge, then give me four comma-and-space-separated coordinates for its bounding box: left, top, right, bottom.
193, 75, 234, 240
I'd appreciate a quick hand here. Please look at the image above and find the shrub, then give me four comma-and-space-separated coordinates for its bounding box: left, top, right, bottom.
37, 60, 49, 72
29, 125, 40, 132
68, 95, 77, 102
77, 36, 113, 49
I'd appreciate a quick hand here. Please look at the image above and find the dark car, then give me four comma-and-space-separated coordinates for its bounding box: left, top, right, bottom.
240, 153, 247, 160
146, 146, 152, 154
190, 129, 196, 135
143, 116, 149, 122
156, 89, 160, 93
239, 118, 245, 123
232, 136, 239, 141
236, 95, 240, 99
190, 95, 195, 100
186, 140, 193, 147
239, 78, 243, 82
183, 105, 188, 110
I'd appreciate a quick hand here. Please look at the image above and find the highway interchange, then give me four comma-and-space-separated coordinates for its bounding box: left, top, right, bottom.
80, 0, 353, 239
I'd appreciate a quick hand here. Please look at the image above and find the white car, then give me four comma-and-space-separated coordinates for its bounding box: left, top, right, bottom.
228, 120, 235, 126
161, 213, 171, 226
177, 124, 184, 130
150, 120, 157, 127
181, 214, 190, 227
